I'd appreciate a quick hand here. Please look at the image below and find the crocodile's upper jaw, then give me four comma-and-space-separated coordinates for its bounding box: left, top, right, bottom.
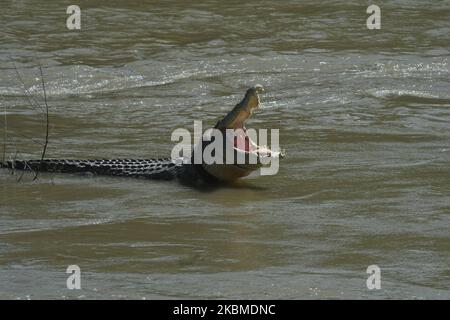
235, 84, 264, 128
216, 84, 264, 131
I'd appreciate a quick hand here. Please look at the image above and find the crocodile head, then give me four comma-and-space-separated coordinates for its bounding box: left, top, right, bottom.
215, 84, 264, 130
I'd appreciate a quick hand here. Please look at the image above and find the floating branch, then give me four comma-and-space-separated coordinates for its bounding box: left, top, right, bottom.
1, 61, 51, 182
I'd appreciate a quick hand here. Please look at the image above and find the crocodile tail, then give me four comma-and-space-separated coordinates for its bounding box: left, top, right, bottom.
0, 158, 184, 180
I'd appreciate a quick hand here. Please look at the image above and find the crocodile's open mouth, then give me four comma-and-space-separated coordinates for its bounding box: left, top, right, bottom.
217, 84, 264, 153
233, 130, 255, 152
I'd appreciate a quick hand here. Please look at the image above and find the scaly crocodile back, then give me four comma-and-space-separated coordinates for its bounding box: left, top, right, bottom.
1, 158, 183, 180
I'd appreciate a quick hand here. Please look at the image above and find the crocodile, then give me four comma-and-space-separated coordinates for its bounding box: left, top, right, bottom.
0, 85, 278, 186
